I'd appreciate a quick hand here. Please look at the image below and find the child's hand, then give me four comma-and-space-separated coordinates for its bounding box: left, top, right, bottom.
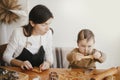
93, 51, 101, 59
73, 53, 84, 61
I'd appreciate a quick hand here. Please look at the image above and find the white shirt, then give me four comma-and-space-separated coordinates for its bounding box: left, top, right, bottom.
3, 27, 53, 65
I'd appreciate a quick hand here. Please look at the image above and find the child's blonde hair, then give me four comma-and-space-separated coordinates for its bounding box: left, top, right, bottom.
77, 29, 95, 43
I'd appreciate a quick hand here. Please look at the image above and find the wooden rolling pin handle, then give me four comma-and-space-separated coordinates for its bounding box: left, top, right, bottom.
90, 67, 118, 80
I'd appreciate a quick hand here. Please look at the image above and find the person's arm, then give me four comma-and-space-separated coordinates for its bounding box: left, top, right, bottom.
40, 30, 53, 70
46, 30, 53, 65
10, 59, 23, 67
67, 48, 84, 64
67, 51, 75, 63
11, 59, 33, 70
3, 29, 19, 65
3, 28, 33, 70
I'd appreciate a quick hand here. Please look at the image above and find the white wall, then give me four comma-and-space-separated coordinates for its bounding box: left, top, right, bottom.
28, 0, 120, 69
0, 0, 28, 44
0, 0, 120, 69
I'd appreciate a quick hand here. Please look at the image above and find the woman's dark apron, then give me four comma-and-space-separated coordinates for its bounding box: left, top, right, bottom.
16, 38, 45, 67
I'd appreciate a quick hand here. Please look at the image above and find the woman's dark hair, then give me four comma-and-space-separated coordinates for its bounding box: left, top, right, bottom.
77, 29, 95, 43
23, 4, 53, 37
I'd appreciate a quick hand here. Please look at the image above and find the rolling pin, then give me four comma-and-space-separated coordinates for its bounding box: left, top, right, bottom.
90, 67, 118, 80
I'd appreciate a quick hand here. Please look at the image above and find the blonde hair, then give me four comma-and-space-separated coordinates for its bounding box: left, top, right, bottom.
77, 29, 95, 43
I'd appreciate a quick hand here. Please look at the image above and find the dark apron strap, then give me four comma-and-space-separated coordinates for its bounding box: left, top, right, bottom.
16, 48, 33, 62
31, 46, 45, 66
16, 46, 45, 67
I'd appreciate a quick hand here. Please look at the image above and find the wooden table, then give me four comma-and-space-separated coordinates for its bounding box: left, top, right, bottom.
1, 66, 120, 80
1, 66, 94, 80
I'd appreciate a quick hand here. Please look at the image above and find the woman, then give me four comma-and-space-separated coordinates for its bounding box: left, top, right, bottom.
3, 4, 54, 71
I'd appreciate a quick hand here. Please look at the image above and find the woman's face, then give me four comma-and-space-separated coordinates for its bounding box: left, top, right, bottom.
31, 18, 53, 35
77, 38, 95, 55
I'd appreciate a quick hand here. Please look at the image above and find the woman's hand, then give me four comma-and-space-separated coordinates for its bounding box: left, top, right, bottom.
39, 61, 50, 71
11, 59, 33, 70
20, 60, 33, 70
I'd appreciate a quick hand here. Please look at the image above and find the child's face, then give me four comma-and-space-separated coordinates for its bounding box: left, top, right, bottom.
77, 38, 95, 55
